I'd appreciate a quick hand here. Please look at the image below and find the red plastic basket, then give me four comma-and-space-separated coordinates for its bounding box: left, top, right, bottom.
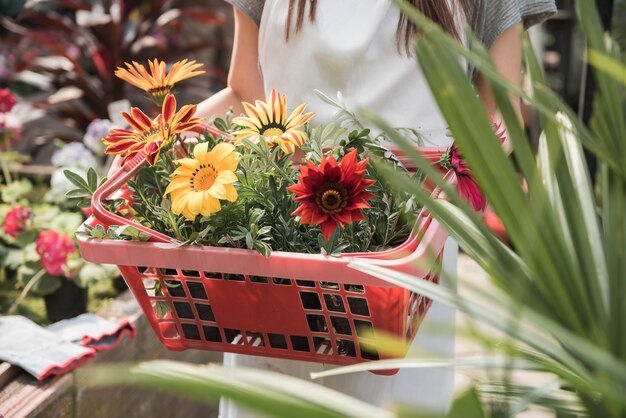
76, 145, 451, 374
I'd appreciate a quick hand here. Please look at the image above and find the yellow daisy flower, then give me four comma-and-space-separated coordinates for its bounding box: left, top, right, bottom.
232, 90, 315, 153
115, 59, 205, 104
164, 142, 239, 220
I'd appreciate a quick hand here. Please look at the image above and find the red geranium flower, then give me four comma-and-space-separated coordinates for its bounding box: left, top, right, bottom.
36, 230, 75, 276
0, 88, 16, 113
3, 206, 33, 238
287, 149, 375, 242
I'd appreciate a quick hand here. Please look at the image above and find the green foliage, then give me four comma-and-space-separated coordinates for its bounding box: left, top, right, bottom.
119, 116, 420, 257
343, 0, 626, 416
82, 2, 626, 417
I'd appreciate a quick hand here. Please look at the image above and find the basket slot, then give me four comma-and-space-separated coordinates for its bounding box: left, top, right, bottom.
195, 303, 215, 322
159, 322, 179, 339
330, 316, 352, 336
268, 333, 288, 349
347, 297, 371, 317
306, 314, 328, 333
181, 323, 201, 340
224, 328, 243, 344
223, 273, 245, 281
187, 282, 209, 300
300, 292, 323, 310
358, 343, 380, 361
313, 337, 333, 355
203, 325, 222, 342
250, 276, 269, 283
338, 339, 357, 357
354, 320, 374, 338
296, 280, 315, 287
290, 336, 310, 352
204, 271, 223, 280
323, 294, 346, 313
344, 284, 365, 294
272, 278, 292, 286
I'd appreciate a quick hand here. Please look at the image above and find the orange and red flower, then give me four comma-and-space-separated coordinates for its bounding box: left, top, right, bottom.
115, 59, 205, 104
102, 94, 203, 166
287, 149, 375, 242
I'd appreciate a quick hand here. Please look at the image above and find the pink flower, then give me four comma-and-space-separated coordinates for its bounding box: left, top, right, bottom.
441, 121, 507, 212
35, 230, 75, 276
448, 145, 486, 211
3, 206, 34, 238
0, 88, 16, 113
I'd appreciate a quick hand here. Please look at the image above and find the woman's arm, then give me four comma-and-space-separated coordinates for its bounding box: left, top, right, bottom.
474, 22, 523, 152
194, 7, 265, 118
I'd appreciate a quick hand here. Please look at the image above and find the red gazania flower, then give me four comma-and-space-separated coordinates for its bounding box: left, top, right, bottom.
446, 145, 486, 211
3, 206, 34, 238
0, 88, 16, 113
102, 94, 203, 165
441, 121, 507, 211
36, 230, 75, 276
287, 149, 375, 242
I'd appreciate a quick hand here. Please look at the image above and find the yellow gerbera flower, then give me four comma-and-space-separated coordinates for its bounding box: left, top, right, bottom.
102, 94, 203, 165
164, 142, 239, 220
115, 59, 205, 104
232, 90, 315, 154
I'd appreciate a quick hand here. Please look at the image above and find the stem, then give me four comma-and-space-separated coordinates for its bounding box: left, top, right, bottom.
167, 210, 183, 242
8, 269, 47, 314
1, 158, 12, 184
164, 150, 177, 173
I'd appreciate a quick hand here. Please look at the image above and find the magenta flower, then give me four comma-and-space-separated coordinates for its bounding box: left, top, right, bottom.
447, 145, 486, 211
3, 206, 34, 238
35, 230, 75, 276
441, 121, 507, 211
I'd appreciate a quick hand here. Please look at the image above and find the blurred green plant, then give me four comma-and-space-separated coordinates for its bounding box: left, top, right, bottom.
79, 0, 626, 417
0, 0, 227, 146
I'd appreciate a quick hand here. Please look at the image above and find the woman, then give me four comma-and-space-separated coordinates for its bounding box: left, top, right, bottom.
194, 0, 556, 416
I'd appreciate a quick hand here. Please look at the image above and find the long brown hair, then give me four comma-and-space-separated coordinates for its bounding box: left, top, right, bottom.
285, 0, 475, 53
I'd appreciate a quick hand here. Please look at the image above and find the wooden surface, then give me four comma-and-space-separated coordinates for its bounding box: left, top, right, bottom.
0, 291, 221, 418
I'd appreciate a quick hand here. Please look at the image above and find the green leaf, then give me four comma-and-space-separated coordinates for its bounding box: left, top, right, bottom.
65, 189, 91, 199
87, 168, 98, 191
80, 361, 391, 418
63, 169, 90, 192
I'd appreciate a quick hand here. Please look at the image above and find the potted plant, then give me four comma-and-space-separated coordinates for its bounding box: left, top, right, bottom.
1, 88, 119, 322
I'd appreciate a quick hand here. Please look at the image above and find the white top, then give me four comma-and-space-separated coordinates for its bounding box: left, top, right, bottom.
258, 0, 455, 147
220, 2, 459, 417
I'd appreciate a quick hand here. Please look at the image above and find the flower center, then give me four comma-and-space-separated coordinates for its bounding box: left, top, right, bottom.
192, 165, 217, 191
317, 185, 347, 213
142, 129, 162, 143
262, 127, 284, 137
148, 86, 173, 96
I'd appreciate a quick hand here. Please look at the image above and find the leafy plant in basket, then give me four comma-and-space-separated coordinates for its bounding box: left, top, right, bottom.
87, 59, 423, 257
72, 58, 453, 367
